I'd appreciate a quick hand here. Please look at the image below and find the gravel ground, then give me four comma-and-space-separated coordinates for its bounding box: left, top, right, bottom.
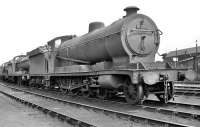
0, 84, 155, 127
0, 93, 72, 127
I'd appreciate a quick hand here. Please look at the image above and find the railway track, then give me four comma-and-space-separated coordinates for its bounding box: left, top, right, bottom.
144, 100, 200, 120
174, 81, 200, 96
0, 87, 95, 127
0, 82, 200, 126
2, 92, 94, 127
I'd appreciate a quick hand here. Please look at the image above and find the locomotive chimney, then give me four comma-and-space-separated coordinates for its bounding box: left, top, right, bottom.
88, 22, 105, 32
124, 6, 139, 17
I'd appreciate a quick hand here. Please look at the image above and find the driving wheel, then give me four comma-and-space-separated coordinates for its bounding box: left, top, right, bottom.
123, 79, 144, 104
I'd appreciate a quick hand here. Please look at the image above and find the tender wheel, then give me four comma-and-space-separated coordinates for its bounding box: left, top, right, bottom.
83, 91, 90, 97
54, 81, 61, 90
17, 77, 21, 86
60, 88, 68, 94
123, 79, 144, 104
81, 86, 92, 98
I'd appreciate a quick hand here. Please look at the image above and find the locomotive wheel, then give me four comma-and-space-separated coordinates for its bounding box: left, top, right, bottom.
97, 88, 108, 99
123, 80, 144, 104
81, 87, 92, 98
82, 90, 91, 98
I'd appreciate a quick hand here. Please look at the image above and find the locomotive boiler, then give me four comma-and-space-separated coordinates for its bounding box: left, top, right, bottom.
0, 6, 194, 104
57, 6, 160, 65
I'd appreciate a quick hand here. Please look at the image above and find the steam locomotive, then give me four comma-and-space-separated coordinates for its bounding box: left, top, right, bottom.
0, 6, 195, 104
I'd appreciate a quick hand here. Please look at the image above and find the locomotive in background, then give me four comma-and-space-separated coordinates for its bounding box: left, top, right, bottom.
0, 6, 195, 104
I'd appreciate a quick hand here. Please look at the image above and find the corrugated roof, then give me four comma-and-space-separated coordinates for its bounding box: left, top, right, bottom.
164, 46, 200, 58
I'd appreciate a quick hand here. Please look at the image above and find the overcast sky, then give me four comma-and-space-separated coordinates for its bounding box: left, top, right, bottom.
0, 0, 200, 64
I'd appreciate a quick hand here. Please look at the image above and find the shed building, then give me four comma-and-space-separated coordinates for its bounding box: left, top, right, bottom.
163, 46, 200, 79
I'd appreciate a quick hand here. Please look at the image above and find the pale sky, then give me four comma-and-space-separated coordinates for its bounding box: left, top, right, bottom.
0, 0, 200, 64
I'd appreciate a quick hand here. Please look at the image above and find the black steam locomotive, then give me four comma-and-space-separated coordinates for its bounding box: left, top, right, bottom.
0, 6, 194, 104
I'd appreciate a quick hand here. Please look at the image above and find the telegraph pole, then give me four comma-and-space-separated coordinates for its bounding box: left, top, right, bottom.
196, 40, 198, 79
175, 48, 177, 68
